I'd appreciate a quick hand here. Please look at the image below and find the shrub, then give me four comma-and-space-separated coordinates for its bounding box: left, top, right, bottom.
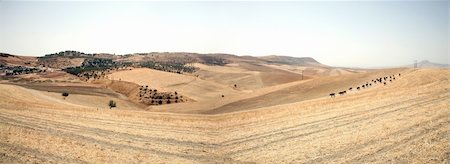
62, 92, 69, 99
108, 100, 117, 109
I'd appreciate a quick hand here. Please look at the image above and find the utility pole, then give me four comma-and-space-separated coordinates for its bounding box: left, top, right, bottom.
414, 60, 417, 69
301, 70, 304, 80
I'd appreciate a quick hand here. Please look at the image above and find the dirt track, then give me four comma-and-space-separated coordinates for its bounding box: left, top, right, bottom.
0, 68, 449, 163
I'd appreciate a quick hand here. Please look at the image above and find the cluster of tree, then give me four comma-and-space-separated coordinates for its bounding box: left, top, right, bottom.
77, 70, 108, 80
138, 85, 186, 105
64, 58, 131, 79
139, 61, 198, 74
2, 66, 42, 76
198, 56, 228, 66
40, 50, 95, 59
81, 58, 115, 67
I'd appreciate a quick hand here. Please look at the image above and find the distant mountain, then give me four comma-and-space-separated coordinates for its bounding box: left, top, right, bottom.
407, 60, 449, 68
1, 51, 327, 69
259, 55, 326, 67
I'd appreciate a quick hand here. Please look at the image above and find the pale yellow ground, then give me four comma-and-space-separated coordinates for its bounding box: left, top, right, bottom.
107, 68, 240, 102
0, 68, 448, 163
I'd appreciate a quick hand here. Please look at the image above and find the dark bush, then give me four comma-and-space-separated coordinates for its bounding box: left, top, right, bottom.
109, 100, 117, 109
62, 92, 69, 99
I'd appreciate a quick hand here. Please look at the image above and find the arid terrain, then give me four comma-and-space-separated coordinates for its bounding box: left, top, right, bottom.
0, 51, 449, 163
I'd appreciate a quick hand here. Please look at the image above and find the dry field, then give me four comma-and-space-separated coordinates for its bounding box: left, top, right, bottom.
0, 68, 449, 163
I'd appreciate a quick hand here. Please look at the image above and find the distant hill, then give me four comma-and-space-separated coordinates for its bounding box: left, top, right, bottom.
1, 51, 327, 70
0, 52, 38, 66
407, 60, 449, 68
259, 55, 326, 67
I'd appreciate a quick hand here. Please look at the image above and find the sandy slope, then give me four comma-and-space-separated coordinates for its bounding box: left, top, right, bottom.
108, 68, 240, 102
0, 68, 448, 163
0, 83, 140, 110
208, 68, 406, 114
263, 63, 369, 77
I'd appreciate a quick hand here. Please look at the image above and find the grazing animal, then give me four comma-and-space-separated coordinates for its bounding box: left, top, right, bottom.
362, 85, 365, 88
349, 87, 352, 90
390, 79, 392, 82
330, 93, 335, 98
393, 77, 396, 80
384, 82, 386, 85
399, 73, 401, 76
374, 81, 377, 84
369, 83, 372, 86
338, 91, 346, 95
357, 87, 360, 90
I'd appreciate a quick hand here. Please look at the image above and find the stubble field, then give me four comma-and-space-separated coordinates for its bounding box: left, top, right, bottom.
0, 68, 448, 163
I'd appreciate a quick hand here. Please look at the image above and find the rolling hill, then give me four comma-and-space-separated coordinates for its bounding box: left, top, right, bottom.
0, 68, 448, 163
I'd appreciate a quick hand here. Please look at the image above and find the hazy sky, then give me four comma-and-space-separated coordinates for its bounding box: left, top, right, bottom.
0, 1, 448, 67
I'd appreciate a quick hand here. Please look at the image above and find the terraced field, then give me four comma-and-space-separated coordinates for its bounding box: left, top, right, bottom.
0, 68, 449, 163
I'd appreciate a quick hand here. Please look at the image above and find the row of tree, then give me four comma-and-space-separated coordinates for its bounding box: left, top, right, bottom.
2, 66, 43, 76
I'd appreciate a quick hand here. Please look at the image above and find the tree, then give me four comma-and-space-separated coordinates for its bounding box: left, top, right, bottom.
108, 100, 117, 109
62, 92, 69, 99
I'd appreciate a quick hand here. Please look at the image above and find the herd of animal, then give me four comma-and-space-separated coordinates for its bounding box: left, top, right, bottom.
329, 73, 401, 98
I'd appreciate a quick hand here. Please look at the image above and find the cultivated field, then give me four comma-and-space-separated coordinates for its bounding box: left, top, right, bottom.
0, 68, 448, 163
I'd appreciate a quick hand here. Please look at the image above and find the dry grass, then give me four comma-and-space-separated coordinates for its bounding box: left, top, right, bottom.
0, 68, 449, 163
107, 68, 240, 102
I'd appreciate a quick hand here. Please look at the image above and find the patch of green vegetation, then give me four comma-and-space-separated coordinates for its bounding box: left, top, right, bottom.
139, 61, 198, 74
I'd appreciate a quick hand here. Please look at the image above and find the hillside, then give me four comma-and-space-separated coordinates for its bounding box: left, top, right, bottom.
407, 60, 449, 68
0, 68, 448, 163
259, 55, 326, 67
0, 53, 38, 67
107, 68, 240, 102
207, 68, 407, 114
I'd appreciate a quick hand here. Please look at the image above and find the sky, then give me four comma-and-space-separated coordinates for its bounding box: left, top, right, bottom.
0, 1, 448, 68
